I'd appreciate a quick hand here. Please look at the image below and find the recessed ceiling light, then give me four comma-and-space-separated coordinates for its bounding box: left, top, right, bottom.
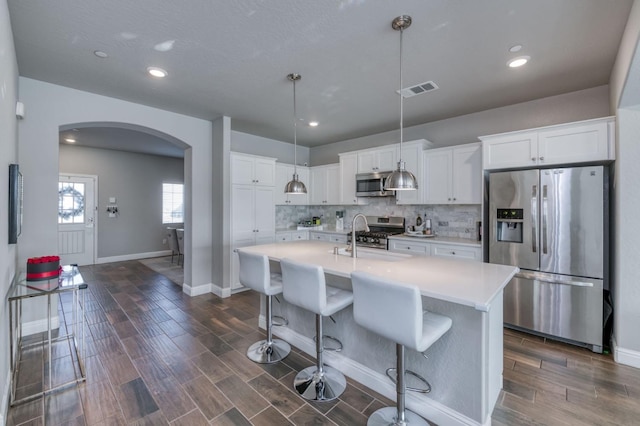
509, 45, 522, 53
65, 138, 76, 143
93, 50, 108, 58
309, 121, 319, 127
508, 56, 530, 68
147, 67, 168, 78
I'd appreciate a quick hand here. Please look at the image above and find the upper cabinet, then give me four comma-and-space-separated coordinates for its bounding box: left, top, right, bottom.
275, 163, 310, 205
423, 143, 482, 205
357, 146, 398, 173
339, 152, 367, 205
395, 140, 432, 205
310, 164, 340, 205
480, 117, 615, 170
231, 152, 276, 186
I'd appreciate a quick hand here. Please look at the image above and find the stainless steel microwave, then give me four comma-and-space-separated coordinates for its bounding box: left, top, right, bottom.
356, 171, 395, 197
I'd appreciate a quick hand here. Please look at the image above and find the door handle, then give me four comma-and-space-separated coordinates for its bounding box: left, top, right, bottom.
542, 184, 548, 255
531, 185, 537, 253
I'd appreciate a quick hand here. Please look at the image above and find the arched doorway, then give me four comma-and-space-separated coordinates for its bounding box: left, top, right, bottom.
57, 123, 188, 267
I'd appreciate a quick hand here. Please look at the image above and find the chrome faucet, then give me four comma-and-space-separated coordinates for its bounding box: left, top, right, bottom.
351, 213, 370, 258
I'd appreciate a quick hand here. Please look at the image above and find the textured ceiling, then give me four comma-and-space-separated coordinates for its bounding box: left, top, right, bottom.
9, 0, 634, 149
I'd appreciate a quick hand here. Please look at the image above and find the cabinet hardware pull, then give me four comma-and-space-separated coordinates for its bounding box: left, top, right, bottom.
531, 157, 536, 161
539, 156, 544, 161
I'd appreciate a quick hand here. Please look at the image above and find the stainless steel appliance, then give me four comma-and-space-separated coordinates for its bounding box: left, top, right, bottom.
489, 166, 608, 353
347, 215, 405, 249
356, 171, 395, 197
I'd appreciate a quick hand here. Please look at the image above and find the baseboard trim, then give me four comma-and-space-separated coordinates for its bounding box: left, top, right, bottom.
96, 250, 172, 264
210, 283, 232, 298
612, 335, 640, 368
182, 282, 212, 297
273, 326, 484, 426
1, 368, 10, 426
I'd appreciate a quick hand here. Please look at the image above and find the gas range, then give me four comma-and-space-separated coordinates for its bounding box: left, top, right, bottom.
347, 215, 405, 250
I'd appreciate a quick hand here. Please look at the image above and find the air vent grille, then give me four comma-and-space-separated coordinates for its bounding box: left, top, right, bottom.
397, 81, 439, 98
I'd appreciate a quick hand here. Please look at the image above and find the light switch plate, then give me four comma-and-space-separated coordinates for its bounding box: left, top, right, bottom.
109, 197, 116, 203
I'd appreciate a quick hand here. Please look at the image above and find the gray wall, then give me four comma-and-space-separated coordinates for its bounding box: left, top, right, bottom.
310, 85, 611, 165
232, 130, 310, 166
0, 0, 19, 421
59, 144, 184, 259
610, 0, 640, 365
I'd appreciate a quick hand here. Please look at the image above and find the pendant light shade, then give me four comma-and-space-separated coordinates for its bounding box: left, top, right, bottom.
384, 15, 418, 191
285, 73, 307, 195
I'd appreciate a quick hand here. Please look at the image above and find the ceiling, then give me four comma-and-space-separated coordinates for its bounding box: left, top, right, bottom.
9, 0, 634, 151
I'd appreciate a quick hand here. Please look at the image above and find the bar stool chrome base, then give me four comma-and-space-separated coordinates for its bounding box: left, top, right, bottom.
293, 365, 347, 402
367, 406, 430, 426
246, 339, 291, 364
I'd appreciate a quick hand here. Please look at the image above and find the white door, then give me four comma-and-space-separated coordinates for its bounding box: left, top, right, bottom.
58, 175, 97, 266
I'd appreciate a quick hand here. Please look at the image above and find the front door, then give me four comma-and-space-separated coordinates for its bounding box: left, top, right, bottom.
58, 175, 97, 266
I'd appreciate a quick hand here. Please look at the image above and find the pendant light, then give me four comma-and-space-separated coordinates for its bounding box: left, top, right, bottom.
384, 15, 418, 191
284, 73, 308, 195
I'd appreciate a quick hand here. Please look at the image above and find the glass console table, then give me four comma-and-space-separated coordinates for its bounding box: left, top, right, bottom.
7, 264, 88, 405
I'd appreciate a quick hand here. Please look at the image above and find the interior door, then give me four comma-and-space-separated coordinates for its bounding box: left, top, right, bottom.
58, 175, 97, 266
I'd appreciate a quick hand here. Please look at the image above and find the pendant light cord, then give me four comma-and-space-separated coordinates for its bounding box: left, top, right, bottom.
293, 77, 298, 176
399, 26, 404, 164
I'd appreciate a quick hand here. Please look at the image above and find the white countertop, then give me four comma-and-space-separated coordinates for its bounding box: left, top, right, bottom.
388, 234, 482, 248
240, 240, 518, 312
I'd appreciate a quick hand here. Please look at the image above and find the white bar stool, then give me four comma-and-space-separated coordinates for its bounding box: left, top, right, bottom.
351, 271, 452, 426
280, 258, 354, 402
238, 251, 291, 364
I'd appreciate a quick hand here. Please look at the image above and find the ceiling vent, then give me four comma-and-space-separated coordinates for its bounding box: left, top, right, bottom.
397, 81, 439, 98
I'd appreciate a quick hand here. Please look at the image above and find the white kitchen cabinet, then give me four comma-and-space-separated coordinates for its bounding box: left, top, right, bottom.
357, 146, 397, 173
481, 117, 614, 170
423, 143, 482, 205
430, 244, 481, 261
231, 153, 276, 290
388, 239, 430, 256
309, 231, 347, 244
388, 236, 482, 261
310, 164, 340, 205
275, 163, 310, 205
276, 230, 308, 242
231, 152, 276, 186
339, 152, 368, 205
395, 140, 431, 205
231, 184, 275, 290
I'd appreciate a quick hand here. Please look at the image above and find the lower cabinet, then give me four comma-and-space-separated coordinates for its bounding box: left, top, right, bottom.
309, 231, 348, 244
388, 238, 481, 261
430, 244, 481, 261
276, 231, 308, 242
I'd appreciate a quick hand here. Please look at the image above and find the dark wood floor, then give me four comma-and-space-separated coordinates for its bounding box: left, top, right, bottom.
6, 260, 640, 425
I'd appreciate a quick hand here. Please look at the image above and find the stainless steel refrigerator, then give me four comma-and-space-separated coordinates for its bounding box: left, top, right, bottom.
489, 166, 608, 353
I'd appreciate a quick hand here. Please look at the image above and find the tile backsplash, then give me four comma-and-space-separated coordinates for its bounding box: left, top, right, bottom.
276, 197, 481, 240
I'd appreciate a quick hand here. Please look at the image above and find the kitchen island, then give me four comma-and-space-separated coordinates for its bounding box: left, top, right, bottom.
239, 241, 518, 426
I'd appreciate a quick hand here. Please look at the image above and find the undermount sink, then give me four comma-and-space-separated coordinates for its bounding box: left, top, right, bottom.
331, 248, 411, 262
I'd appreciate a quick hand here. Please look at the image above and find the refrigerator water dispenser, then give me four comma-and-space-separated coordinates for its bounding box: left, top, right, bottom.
496, 208, 523, 243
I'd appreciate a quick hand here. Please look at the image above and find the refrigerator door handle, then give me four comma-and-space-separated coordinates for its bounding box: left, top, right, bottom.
531, 185, 537, 253
516, 271, 594, 287
542, 184, 549, 254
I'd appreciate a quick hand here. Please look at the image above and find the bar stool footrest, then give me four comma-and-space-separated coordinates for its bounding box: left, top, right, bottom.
313, 334, 343, 352
385, 368, 432, 393
271, 315, 288, 327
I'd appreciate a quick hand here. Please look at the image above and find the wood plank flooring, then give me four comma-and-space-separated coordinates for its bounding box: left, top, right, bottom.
6, 260, 640, 425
